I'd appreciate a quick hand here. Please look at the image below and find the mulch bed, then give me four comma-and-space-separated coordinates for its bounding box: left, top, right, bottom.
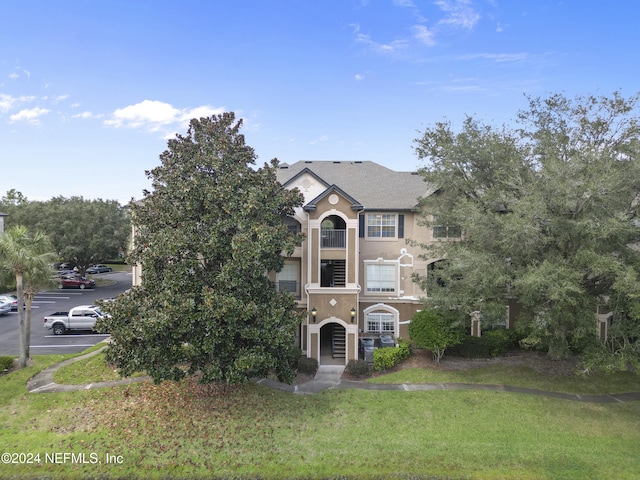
337, 348, 580, 383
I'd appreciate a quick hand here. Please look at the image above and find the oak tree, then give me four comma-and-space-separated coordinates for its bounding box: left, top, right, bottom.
0, 193, 129, 274
414, 92, 640, 365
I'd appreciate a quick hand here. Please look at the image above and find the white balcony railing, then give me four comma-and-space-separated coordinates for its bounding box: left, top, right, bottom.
321, 229, 346, 248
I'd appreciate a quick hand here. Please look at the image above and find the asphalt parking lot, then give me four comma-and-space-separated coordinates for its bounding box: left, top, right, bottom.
0, 271, 132, 356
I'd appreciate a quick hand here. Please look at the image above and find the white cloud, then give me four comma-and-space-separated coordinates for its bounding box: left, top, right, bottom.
355, 31, 408, 54
413, 25, 436, 46
105, 100, 225, 134
0, 94, 15, 112
309, 135, 329, 145
8, 72, 19, 80
179, 105, 225, 123
73, 111, 100, 119
10, 107, 50, 125
435, 0, 480, 30
355, 73, 365, 81
0, 94, 36, 113
457, 52, 529, 63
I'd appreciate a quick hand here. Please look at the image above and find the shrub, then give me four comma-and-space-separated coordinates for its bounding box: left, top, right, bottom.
449, 330, 513, 358
345, 359, 371, 377
0, 356, 14, 371
297, 356, 318, 375
408, 309, 465, 363
286, 346, 303, 370
373, 338, 412, 372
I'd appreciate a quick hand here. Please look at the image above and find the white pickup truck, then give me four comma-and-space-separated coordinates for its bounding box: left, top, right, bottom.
43, 305, 107, 335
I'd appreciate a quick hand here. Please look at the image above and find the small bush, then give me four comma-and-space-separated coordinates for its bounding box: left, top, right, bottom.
373, 338, 412, 372
409, 309, 465, 363
0, 356, 14, 371
286, 346, 303, 370
297, 356, 318, 375
345, 359, 371, 377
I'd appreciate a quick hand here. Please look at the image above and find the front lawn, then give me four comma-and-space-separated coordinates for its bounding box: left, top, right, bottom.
1, 350, 639, 479
369, 364, 640, 395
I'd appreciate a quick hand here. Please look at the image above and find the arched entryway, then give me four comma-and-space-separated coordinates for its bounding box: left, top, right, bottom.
319, 322, 346, 366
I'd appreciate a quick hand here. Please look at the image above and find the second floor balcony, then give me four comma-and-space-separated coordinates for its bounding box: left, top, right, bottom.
275, 280, 302, 300
321, 229, 346, 248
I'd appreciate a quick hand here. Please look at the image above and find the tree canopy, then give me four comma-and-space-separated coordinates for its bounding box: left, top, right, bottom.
0, 226, 56, 367
413, 91, 640, 364
98, 112, 305, 386
0, 192, 129, 274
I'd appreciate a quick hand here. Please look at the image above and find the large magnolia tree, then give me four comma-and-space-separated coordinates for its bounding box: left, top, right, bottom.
413, 92, 640, 366
98, 113, 305, 385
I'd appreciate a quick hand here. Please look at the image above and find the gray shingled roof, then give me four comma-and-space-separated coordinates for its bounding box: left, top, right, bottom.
276, 161, 435, 211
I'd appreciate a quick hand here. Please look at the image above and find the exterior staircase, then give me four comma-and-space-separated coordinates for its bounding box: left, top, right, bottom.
333, 260, 346, 287
331, 324, 346, 359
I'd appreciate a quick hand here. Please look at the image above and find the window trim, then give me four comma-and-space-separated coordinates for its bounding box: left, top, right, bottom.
364, 261, 397, 295
366, 213, 397, 240
363, 304, 400, 336
365, 312, 396, 334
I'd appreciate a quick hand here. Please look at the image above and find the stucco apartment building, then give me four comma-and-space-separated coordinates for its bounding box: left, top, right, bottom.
273, 160, 445, 366
130, 160, 447, 366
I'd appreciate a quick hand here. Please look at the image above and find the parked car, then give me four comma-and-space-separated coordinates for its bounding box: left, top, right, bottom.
43, 305, 108, 335
0, 294, 19, 311
0, 299, 11, 315
86, 264, 113, 274
54, 270, 76, 278
58, 276, 95, 290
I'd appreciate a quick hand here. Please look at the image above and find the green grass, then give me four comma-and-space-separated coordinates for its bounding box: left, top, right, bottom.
368, 365, 640, 395
53, 350, 145, 384
1, 350, 639, 479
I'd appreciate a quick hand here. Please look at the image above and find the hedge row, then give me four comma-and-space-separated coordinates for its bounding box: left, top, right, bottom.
373, 338, 412, 372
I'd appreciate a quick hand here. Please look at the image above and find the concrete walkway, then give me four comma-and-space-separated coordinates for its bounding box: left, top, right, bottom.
26, 346, 149, 393
26, 350, 640, 403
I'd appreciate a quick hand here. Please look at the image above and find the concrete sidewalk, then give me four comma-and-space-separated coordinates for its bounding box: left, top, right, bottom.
25, 350, 640, 403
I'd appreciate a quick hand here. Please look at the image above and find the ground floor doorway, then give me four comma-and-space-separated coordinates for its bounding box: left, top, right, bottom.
319, 322, 346, 366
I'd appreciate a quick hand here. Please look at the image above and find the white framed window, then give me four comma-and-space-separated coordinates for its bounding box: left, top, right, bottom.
366, 312, 395, 333
365, 263, 396, 294
278, 261, 300, 298
367, 213, 396, 238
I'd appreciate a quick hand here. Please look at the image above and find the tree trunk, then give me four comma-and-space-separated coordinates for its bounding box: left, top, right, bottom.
16, 273, 27, 368
24, 292, 34, 363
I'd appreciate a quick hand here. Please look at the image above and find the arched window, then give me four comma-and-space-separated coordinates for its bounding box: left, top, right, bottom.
363, 304, 399, 335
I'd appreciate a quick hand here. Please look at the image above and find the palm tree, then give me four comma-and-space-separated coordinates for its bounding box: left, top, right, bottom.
0, 226, 55, 367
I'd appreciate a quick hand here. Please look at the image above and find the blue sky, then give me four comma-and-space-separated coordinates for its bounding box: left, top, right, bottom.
1, 1, 637, 204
